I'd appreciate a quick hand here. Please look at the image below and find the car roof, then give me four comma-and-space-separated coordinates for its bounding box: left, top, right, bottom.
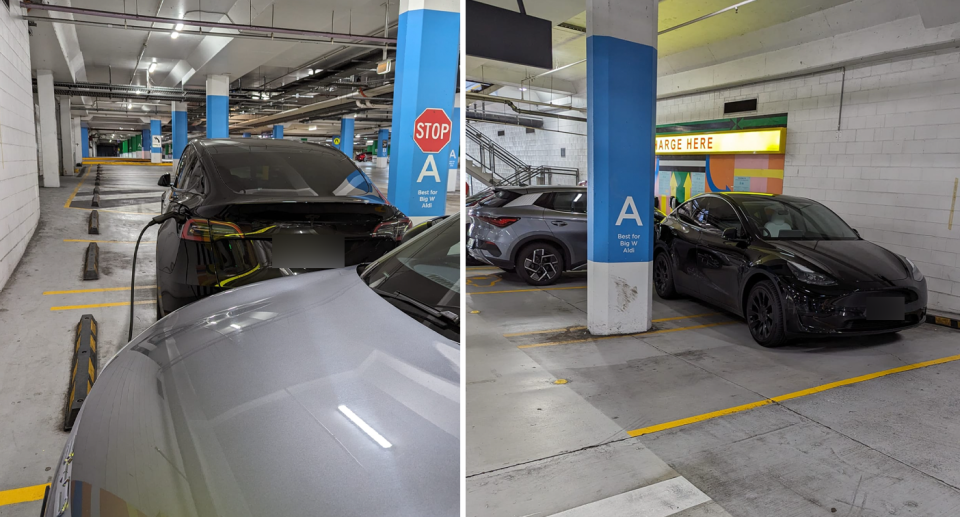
194, 138, 335, 152
496, 185, 585, 194
706, 192, 818, 205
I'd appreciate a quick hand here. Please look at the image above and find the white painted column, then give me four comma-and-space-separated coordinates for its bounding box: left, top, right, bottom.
58, 97, 73, 174
36, 70, 60, 188
72, 118, 81, 165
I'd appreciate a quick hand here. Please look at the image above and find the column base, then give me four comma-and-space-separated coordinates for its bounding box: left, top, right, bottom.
376, 157, 388, 168
447, 167, 458, 192
151, 152, 161, 164
587, 260, 653, 335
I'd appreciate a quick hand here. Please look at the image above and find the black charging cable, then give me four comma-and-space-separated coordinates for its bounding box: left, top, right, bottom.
129, 211, 187, 341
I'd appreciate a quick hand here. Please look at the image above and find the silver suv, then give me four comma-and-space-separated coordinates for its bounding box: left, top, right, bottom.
467, 186, 587, 286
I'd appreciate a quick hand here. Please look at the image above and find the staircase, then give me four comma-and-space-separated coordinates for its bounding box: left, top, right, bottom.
465, 124, 580, 188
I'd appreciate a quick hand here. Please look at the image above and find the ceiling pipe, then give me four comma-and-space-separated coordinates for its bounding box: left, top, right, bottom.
658, 0, 759, 35
467, 92, 586, 113
128, 0, 165, 85
233, 84, 394, 128
467, 93, 587, 122
20, 1, 397, 45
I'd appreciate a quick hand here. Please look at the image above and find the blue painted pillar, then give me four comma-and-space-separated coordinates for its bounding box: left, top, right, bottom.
447, 95, 460, 192
272, 125, 283, 139
206, 74, 229, 138
142, 128, 151, 159
587, 0, 658, 335
340, 117, 355, 158
80, 126, 89, 158
150, 119, 162, 163
387, 0, 459, 217
243, 132, 251, 138
376, 128, 390, 168
171, 101, 188, 172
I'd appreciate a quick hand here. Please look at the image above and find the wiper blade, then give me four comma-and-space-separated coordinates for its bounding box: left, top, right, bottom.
371, 288, 459, 326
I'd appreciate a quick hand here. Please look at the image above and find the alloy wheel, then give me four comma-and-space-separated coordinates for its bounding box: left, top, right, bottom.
654, 256, 669, 293
748, 289, 774, 340
524, 248, 559, 282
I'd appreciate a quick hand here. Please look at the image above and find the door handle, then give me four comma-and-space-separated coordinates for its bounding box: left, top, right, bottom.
550, 221, 568, 227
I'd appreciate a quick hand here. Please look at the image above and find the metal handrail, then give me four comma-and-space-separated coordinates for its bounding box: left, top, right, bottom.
466, 123, 581, 186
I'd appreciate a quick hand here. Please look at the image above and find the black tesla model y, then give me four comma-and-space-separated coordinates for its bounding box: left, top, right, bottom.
654, 193, 927, 347
155, 139, 410, 318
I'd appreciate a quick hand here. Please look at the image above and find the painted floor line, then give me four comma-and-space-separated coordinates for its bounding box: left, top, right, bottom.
550, 475, 713, 517
50, 300, 156, 311
0, 483, 48, 507
63, 166, 91, 208
63, 239, 157, 244
468, 285, 587, 295
517, 321, 737, 349
503, 313, 723, 337
627, 352, 960, 437
43, 285, 157, 295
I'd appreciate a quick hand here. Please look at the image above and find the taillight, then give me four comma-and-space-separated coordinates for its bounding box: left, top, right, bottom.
180, 219, 243, 242
479, 216, 519, 228
372, 217, 412, 241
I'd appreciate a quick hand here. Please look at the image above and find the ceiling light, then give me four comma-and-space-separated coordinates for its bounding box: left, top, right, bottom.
127, 103, 132, 109
170, 31, 179, 39
518, 87, 527, 91
148, 62, 157, 73
151, 57, 157, 62
308, 125, 317, 131
175, 23, 184, 31
141, 105, 149, 111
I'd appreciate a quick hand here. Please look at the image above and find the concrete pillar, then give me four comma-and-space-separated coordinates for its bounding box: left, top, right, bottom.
141, 128, 150, 159
205, 75, 229, 139
36, 71, 59, 187
340, 116, 355, 158
150, 119, 161, 163
171, 101, 188, 171
376, 128, 390, 168
272, 125, 283, 139
586, 0, 658, 335
58, 97, 73, 174
72, 118, 81, 165
447, 95, 460, 193
80, 126, 89, 158
387, 0, 459, 217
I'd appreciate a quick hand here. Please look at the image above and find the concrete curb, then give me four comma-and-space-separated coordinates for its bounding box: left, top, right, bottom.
64, 314, 98, 431
83, 242, 99, 280
927, 313, 960, 330
88, 210, 99, 235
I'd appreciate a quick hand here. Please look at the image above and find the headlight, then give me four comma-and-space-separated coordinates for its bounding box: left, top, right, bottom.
787, 262, 837, 286
898, 254, 924, 281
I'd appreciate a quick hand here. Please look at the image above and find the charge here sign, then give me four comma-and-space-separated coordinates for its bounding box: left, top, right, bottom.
413, 108, 452, 154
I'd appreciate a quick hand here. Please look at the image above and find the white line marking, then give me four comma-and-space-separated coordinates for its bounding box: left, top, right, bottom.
551, 476, 712, 517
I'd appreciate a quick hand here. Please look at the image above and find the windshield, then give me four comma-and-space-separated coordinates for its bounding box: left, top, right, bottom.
362, 213, 460, 312
206, 142, 383, 202
739, 198, 859, 240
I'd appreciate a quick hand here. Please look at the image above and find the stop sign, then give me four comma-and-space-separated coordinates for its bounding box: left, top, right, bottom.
413, 108, 452, 153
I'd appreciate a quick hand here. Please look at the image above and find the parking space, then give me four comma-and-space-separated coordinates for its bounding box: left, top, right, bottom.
466, 269, 960, 515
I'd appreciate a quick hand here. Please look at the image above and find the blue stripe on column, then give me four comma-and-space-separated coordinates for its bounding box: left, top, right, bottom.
448, 106, 460, 170
80, 127, 89, 157
142, 128, 150, 151
587, 35, 657, 264
172, 110, 187, 159
272, 125, 283, 139
150, 119, 162, 152
206, 94, 229, 138
340, 118, 355, 157
243, 132, 251, 138
387, 8, 459, 216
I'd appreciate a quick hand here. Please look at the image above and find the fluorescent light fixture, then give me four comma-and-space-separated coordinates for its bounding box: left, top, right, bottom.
338, 405, 391, 448
308, 125, 317, 131
175, 23, 184, 31
518, 87, 527, 91
366, 140, 374, 145
170, 31, 179, 39
127, 103, 133, 109
141, 105, 149, 111
151, 57, 157, 62
148, 62, 157, 73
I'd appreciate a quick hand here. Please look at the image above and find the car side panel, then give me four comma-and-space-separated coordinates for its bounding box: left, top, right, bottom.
544, 210, 587, 268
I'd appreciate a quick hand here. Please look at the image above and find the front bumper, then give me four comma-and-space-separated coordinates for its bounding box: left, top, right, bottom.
781, 278, 928, 336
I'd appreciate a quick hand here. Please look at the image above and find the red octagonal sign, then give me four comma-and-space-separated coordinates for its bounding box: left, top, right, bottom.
413, 108, 452, 154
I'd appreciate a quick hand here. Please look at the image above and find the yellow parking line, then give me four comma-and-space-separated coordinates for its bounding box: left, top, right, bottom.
503, 313, 723, 337
468, 285, 586, 295
63, 239, 157, 244
51, 300, 155, 311
517, 321, 736, 349
466, 266, 498, 270
627, 352, 960, 437
0, 483, 48, 507
63, 166, 91, 208
43, 286, 156, 295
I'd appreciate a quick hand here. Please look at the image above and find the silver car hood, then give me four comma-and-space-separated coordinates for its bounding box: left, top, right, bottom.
62, 268, 459, 517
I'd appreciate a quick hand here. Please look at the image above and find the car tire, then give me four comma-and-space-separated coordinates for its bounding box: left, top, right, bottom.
499, 266, 515, 273
466, 255, 483, 266
516, 242, 563, 286
746, 281, 788, 348
653, 252, 678, 299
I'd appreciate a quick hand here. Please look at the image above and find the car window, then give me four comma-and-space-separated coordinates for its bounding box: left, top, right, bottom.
479, 190, 521, 208
182, 159, 204, 193
674, 200, 698, 226
697, 197, 743, 234
739, 198, 859, 240
174, 149, 195, 189
536, 191, 587, 213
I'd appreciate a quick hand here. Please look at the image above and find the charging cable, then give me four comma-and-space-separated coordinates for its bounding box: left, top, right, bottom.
129, 211, 187, 341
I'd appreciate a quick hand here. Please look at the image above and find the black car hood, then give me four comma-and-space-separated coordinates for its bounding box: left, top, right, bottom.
55, 268, 459, 517
772, 239, 908, 282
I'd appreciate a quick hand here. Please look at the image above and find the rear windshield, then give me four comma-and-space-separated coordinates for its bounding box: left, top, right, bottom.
478, 190, 521, 208
206, 142, 381, 200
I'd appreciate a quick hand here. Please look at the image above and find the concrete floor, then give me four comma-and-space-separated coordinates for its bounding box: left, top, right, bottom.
466, 267, 960, 516
0, 161, 457, 516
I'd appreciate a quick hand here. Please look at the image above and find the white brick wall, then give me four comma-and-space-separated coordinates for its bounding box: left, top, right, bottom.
0, 2, 41, 291
470, 48, 960, 313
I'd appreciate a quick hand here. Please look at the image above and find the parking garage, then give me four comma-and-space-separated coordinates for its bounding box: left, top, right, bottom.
0, 1, 459, 515
466, 0, 960, 515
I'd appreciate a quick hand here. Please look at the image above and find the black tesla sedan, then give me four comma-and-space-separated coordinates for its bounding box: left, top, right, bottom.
155, 139, 410, 317
654, 193, 926, 347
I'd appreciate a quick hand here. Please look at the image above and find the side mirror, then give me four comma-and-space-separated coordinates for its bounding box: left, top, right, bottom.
852, 229, 861, 238
722, 227, 744, 241
157, 173, 171, 187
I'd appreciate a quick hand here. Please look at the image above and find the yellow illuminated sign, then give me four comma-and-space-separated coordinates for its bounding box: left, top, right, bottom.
655, 127, 786, 155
